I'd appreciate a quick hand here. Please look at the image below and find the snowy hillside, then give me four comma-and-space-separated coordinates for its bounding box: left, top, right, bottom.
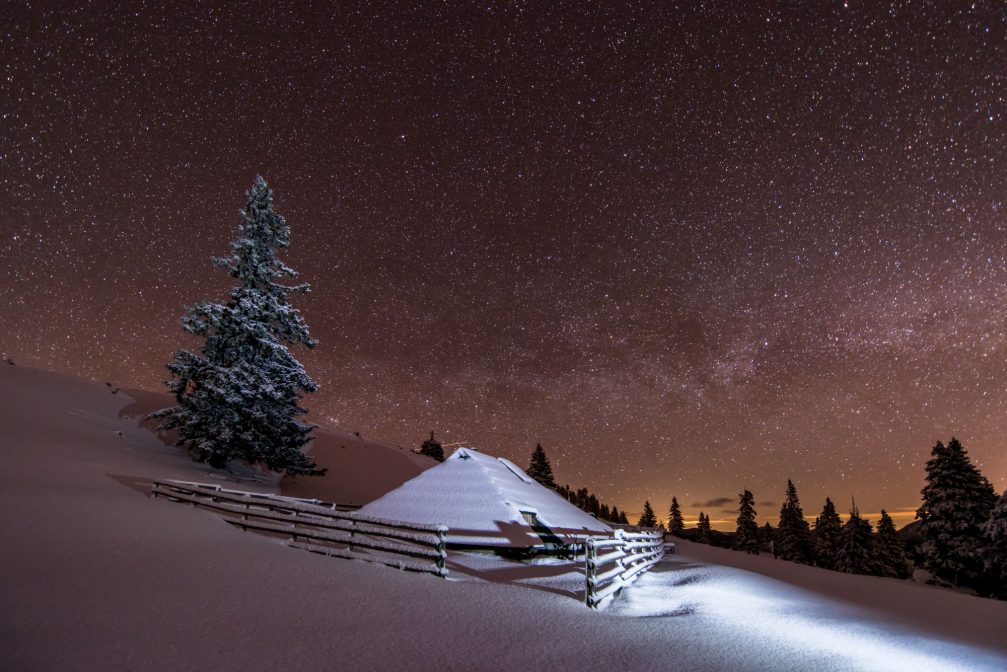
0, 364, 434, 505
2, 364, 1006, 671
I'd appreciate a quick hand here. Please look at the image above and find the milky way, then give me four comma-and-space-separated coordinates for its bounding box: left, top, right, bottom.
3, 2, 1006, 526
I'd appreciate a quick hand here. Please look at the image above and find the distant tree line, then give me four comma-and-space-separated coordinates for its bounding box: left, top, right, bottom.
661, 437, 1007, 599
664, 484, 914, 580
555, 484, 630, 525
522, 444, 630, 524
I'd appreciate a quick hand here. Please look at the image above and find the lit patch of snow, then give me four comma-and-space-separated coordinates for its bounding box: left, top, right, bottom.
611, 557, 1007, 671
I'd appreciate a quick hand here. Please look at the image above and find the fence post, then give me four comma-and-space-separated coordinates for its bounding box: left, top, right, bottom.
614, 528, 627, 587
585, 537, 597, 608
435, 525, 448, 577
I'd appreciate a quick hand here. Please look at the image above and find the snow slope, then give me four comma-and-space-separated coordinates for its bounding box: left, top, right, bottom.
278, 424, 434, 505
61, 364, 435, 504
607, 550, 1007, 671
662, 539, 1007, 650
2, 365, 1006, 671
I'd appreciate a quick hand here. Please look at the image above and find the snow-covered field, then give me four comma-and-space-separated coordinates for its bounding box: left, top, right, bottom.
2, 365, 1006, 671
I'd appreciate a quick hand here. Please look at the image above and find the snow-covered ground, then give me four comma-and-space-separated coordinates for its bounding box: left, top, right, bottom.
2, 365, 1006, 671
609, 548, 1007, 671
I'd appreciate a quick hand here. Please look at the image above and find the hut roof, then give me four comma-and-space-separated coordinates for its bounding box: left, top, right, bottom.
357, 447, 612, 547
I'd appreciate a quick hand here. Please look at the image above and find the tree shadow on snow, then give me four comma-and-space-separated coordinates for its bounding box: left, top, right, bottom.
106, 473, 155, 496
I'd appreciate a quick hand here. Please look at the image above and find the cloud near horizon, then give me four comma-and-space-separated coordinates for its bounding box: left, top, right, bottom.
691, 497, 733, 508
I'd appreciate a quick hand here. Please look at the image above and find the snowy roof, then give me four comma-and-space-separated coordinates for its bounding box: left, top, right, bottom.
357, 447, 613, 547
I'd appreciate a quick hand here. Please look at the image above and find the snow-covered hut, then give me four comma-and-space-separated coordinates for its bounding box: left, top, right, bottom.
357, 447, 612, 551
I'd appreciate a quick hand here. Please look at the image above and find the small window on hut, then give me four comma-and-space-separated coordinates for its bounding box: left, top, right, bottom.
521, 510, 563, 547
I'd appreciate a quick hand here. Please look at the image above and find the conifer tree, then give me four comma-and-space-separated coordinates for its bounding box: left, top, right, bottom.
916, 438, 997, 587
734, 490, 760, 554
418, 431, 445, 462
610, 506, 621, 523
600, 503, 611, 521
619, 510, 629, 525
813, 497, 843, 570
697, 512, 712, 544
984, 490, 1007, 599
874, 509, 911, 579
668, 496, 685, 537
836, 502, 875, 575
638, 500, 658, 528
761, 521, 776, 556
776, 479, 812, 563
526, 443, 557, 488
153, 176, 322, 476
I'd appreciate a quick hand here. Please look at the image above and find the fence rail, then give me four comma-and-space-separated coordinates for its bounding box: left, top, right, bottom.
584, 528, 665, 609
158, 479, 360, 511
152, 480, 448, 577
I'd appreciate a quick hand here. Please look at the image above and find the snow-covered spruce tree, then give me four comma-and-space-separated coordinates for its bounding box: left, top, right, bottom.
153, 176, 322, 477
638, 500, 658, 528
875, 509, 911, 579
836, 502, 875, 575
776, 479, 812, 563
526, 443, 557, 488
984, 490, 1007, 599
916, 438, 997, 588
419, 431, 445, 462
668, 496, 685, 537
812, 497, 843, 570
735, 490, 761, 554
697, 512, 712, 544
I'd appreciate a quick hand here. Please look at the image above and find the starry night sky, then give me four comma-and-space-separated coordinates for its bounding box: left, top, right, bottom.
3, 2, 1006, 527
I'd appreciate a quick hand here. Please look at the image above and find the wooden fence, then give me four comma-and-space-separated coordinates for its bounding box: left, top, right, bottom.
152, 480, 448, 577
584, 528, 666, 609
156, 479, 361, 510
